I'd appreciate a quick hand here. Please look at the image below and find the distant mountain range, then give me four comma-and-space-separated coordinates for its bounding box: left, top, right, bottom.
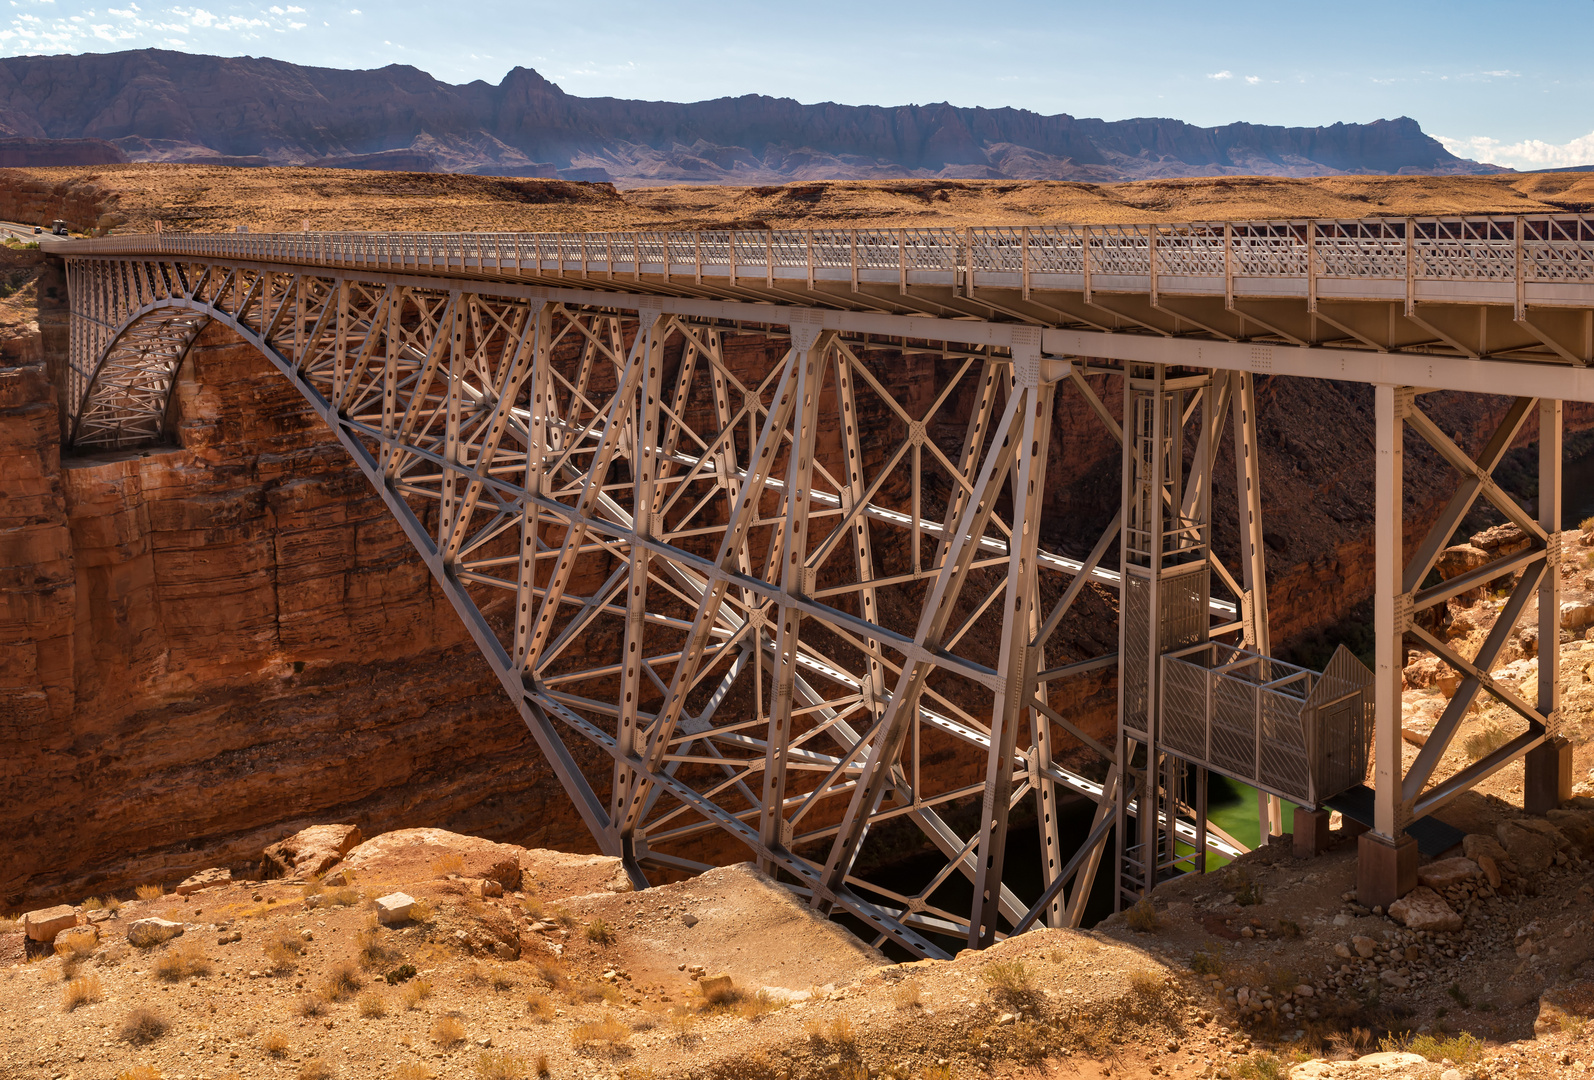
0, 49, 1504, 184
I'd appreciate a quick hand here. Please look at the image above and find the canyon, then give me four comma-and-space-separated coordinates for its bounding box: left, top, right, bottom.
4, 170, 1594, 913
0, 49, 1504, 184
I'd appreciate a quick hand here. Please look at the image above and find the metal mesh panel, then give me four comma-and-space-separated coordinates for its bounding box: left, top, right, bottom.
1160, 658, 1208, 759
1259, 687, 1310, 798
1160, 571, 1209, 653
1122, 574, 1151, 734
1209, 673, 1257, 777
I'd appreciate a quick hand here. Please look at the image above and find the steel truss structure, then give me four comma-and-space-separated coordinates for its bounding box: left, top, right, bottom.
56, 214, 1594, 952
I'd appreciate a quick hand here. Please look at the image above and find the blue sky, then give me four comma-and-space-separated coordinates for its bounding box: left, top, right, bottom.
3, 0, 1592, 170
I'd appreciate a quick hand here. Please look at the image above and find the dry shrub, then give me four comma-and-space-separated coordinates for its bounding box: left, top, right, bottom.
264, 933, 303, 975
491, 970, 517, 992
805, 1015, 856, 1048
431, 1014, 467, 1046
534, 1055, 550, 1078
533, 957, 568, 991
982, 959, 1034, 1003
571, 1012, 630, 1053
322, 962, 363, 1002
892, 978, 922, 1009
326, 887, 361, 907
552, 907, 578, 930
81, 896, 106, 911
475, 1051, 529, 1079
430, 852, 466, 876
357, 991, 387, 1018
393, 1066, 433, 1080
585, 918, 615, 945
115, 1068, 163, 1080
357, 925, 399, 969
1008, 1019, 1050, 1064
520, 894, 544, 919
56, 932, 98, 961
668, 1003, 696, 1040
153, 940, 211, 983
921, 1066, 955, 1080
1390, 1031, 1485, 1064
1126, 898, 1160, 933
63, 973, 103, 1011
120, 1006, 168, 1044
1464, 722, 1513, 762
735, 989, 780, 1020
526, 991, 554, 1022
0, 916, 18, 934
408, 898, 435, 922
298, 1058, 333, 1080
403, 978, 434, 1010
134, 884, 164, 901
262, 1030, 290, 1057
296, 994, 329, 1018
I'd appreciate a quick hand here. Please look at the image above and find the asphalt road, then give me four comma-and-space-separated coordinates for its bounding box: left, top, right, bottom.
0, 220, 70, 246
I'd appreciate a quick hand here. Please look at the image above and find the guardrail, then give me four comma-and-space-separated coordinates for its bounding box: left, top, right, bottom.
60, 215, 1594, 288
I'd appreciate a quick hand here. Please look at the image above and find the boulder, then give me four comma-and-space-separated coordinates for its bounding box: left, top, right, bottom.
1351, 935, 1377, 958
339, 828, 524, 891
1388, 886, 1463, 932
375, 892, 415, 926
697, 973, 735, 1002
1546, 808, 1594, 853
262, 824, 363, 879
1416, 857, 1479, 891
52, 924, 98, 954
471, 878, 504, 899
1535, 980, 1593, 1036
1497, 820, 1563, 872
1462, 833, 1508, 863
1563, 601, 1594, 632
22, 905, 78, 943
175, 867, 232, 895
126, 917, 185, 947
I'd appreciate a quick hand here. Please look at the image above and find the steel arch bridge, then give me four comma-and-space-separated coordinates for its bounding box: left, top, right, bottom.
56, 216, 1594, 954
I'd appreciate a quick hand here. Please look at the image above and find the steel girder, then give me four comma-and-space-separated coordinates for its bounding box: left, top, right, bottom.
62, 255, 1266, 956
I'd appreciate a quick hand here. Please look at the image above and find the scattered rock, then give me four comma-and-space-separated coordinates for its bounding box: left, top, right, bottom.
126, 917, 185, 947
1562, 601, 1594, 631
375, 892, 415, 925
682, 913, 699, 928
1351, 936, 1377, 958
22, 905, 78, 943
471, 878, 504, 899
262, 824, 363, 879
1416, 857, 1479, 891
176, 867, 232, 895
1388, 886, 1462, 932
217, 930, 243, 945
1476, 854, 1502, 888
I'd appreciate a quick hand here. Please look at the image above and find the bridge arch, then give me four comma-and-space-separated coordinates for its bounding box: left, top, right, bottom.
70, 300, 212, 449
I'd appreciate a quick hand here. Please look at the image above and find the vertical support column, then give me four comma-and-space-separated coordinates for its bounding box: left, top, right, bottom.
970, 354, 1055, 948
1526, 397, 1571, 814
1140, 371, 1166, 898
1360, 384, 1417, 910
438, 296, 469, 548
613, 310, 664, 832
514, 305, 553, 673
759, 321, 828, 868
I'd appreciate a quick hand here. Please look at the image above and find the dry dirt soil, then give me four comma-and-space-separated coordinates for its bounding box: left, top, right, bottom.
8, 165, 1594, 236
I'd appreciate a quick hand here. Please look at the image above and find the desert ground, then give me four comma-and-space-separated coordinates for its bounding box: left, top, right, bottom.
4, 164, 1594, 236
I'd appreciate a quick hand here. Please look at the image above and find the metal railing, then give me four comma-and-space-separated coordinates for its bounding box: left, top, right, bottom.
57, 214, 1594, 294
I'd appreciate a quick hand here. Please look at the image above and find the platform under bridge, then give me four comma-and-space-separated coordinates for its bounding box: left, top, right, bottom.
53, 214, 1594, 954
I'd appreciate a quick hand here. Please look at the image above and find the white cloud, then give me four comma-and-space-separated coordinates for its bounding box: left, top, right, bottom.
1438, 131, 1594, 170
1207, 70, 1232, 80
1244, 75, 1260, 85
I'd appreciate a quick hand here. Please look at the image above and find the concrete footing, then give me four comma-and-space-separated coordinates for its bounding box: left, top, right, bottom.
1294, 807, 1332, 858
1356, 832, 1417, 911
1524, 736, 1573, 816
